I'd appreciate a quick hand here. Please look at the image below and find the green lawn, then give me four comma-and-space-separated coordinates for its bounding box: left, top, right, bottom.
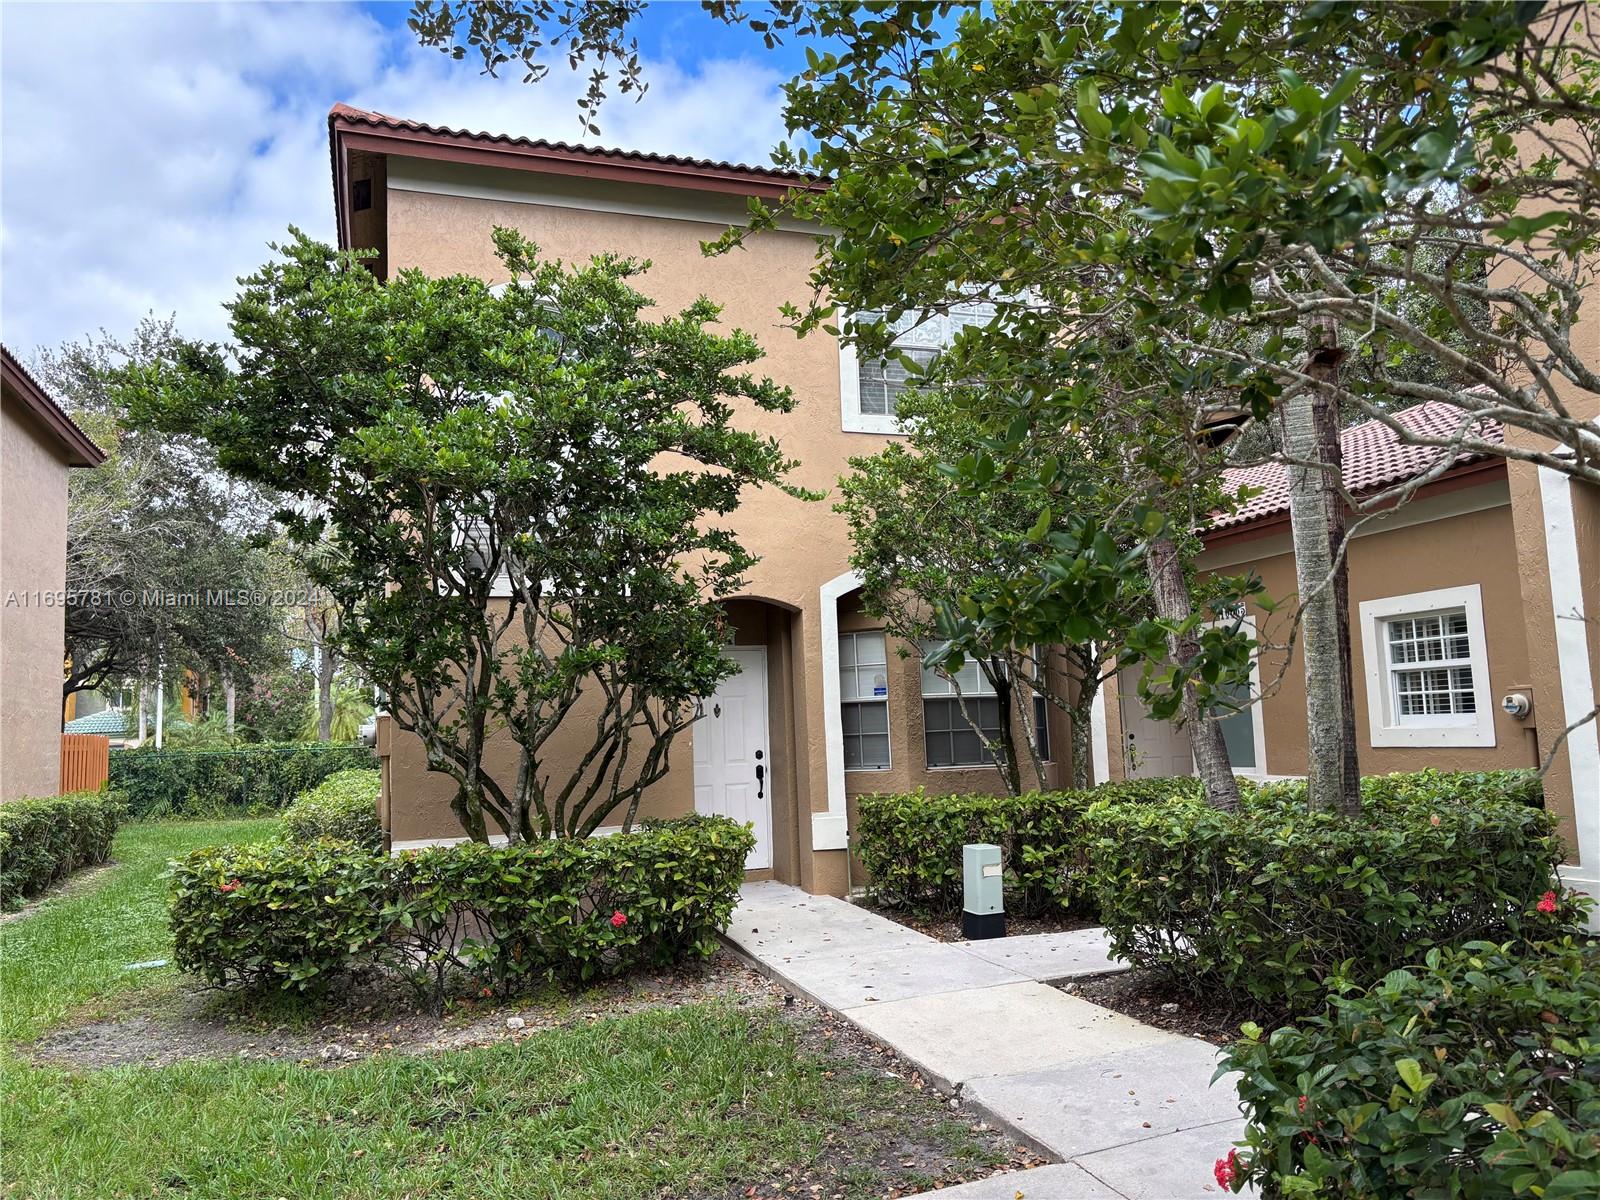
1, 818, 279, 1042
1, 820, 1002, 1199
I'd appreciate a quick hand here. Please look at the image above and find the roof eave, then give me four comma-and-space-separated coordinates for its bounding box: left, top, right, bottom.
327, 104, 822, 252
1, 348, 106, 467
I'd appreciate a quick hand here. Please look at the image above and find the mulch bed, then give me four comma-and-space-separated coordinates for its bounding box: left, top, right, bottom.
853, 899, 1098, 943
1063, 967, 1283, 1047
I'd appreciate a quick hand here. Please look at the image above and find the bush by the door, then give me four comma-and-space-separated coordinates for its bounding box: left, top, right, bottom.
0, 790, 122, 905
1084, 786, 1566, 1009
169, 814, 754, 1000
1222, 937, 1600, 1197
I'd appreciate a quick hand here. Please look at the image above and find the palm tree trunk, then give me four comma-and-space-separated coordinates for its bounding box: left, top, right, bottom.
1283, 316, 1361, 814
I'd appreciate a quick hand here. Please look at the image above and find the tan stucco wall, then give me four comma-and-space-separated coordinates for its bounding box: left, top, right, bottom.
1, 393, 70, 800
1105, 487, 1538, 780
377, 169, 1055, 890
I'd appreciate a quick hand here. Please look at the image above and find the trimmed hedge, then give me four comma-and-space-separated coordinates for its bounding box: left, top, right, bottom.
1084, 787, 1567, 1009
110, 743, 376, 818
0, 791, 122, 905
853, 777, 1201, 917
1222, 937, 1600, 1197
282, 769, 382, 852
1255, 767, 1543, 809
170, 815, 754, 1000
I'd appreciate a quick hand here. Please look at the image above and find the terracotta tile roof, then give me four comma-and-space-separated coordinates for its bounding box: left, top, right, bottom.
1, 345, 105, 466
328, 102, 818, 186
1213, 401, 1504, 531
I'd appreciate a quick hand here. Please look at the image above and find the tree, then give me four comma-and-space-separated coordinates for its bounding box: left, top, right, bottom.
36, 321, 285, 716
122, 228, 803, 842
837, 381, 1154, 790
420, 2, 1600, 806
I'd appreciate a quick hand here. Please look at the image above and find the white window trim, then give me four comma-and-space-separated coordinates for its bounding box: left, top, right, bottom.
839, 630, 893, 772
1358, 584, 1495, 748
838, 339, 907, 435
1210, 612, 1270, 778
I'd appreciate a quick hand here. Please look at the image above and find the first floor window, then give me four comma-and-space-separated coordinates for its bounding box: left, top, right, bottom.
919, 644, 1048, 767
1385, 610, 1477, 722
1358, 585, 1494, 749
839, 631, 890, 770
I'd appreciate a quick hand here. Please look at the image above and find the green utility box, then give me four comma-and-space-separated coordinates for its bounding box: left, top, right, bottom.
962, 842, 1005, 940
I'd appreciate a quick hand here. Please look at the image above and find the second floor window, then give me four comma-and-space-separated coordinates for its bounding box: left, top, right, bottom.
840, 303, 995, 435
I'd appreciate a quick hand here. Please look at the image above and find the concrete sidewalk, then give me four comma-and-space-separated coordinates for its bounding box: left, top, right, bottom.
725, 882, 1246, 1200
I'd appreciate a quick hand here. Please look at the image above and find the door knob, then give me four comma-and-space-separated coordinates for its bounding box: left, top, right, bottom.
755, 762, 765, 799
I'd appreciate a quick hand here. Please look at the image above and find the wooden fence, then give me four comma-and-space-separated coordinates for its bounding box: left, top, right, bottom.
61, 734, 110, 794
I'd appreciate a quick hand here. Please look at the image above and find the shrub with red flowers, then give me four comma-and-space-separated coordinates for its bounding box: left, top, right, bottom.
1224, 938, 1600, 1197
170, 814, 753, 1002
1213, 1148, 1241, 1191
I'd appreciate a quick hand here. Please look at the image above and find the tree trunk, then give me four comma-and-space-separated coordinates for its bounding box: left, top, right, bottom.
1145, 534, 1240, 810
990, 666, 1024, 796
1284, 316, 1362, 815
317, 647, 336, 742
137, 680, 148, 745
223, 676, 237, 736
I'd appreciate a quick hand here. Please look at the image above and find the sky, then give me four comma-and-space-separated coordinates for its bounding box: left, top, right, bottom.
0, 1, 806, 358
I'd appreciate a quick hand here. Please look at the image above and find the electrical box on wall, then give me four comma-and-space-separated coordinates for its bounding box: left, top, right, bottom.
1502, 691, 1533, 720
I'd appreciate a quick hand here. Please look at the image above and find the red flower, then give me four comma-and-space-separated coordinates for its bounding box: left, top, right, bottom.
1537, 890, 1558, 914
610, 910, 628, 928
1213, 1148, 1240, 1190
1297, 1095, 1308, 1113
219, 879, 241, 893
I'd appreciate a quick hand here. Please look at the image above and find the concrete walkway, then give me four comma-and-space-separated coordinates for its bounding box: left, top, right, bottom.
725, 882, 1247, 1200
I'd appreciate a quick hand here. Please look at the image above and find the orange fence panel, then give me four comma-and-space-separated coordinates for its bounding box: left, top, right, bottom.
60, 734, 110, 794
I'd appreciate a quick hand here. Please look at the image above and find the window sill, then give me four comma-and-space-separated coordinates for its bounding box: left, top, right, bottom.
1368, 723, 1496, 749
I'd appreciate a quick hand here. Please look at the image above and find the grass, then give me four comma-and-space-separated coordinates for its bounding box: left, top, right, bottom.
5, 1003, 989, 1199
0, 818, 278, 1042
1, 819, 1003, 1199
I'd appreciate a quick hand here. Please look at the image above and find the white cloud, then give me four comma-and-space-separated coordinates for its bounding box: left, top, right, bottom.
0, 1, 787, 357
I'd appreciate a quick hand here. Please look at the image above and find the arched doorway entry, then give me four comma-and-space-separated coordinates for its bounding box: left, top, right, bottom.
693, 596, 803, 883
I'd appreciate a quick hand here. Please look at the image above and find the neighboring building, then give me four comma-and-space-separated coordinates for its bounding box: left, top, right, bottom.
331, 105, 1076, 894
62, 707, 135, 749
1095, 399, 1598, 915
1099, 404, 1530, 783
1, 346, 105, 801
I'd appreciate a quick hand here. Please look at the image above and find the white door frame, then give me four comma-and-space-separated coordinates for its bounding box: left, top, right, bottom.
693, 647, 773, 870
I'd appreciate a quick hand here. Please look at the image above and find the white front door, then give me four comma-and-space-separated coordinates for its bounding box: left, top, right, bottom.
693, 647, 772, 870
1118, 665, 1195, 780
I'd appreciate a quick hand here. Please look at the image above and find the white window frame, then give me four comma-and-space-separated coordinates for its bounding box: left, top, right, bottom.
1359, 584, 1495, 748
838, 631, 892, 771
1209, 612, 1270, 777
838, 304, 995, 435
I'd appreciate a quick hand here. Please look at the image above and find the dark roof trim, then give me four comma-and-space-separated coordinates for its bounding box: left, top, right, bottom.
328, 103, 822, 251
1201, 455, 1508, 550
1, 346, 105, 466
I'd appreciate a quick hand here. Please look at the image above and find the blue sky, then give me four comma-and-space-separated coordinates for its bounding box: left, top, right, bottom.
0, 1, 802, 357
